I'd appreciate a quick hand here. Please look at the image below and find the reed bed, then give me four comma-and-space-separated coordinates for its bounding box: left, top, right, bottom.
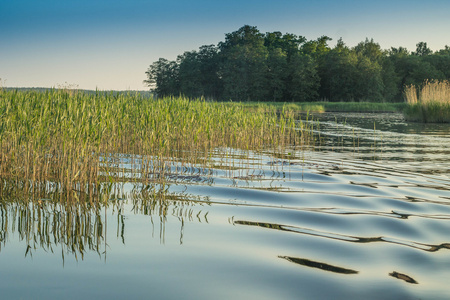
404, 80, 450, 123
0, 89, 307, 200
235, 101, 404, 113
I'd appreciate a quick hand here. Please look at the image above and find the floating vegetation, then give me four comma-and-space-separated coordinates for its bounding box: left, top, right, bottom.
403, 80, 450, 123
0, 89, 309, 200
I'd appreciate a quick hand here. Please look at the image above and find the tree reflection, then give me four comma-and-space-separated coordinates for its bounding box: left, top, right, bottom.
234, 219, 450, 253
389, 271, 418, 284
279, 255, 358, 274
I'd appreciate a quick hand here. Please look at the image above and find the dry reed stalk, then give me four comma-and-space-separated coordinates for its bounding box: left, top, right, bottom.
420, 80, 450, 104
403, 80, 450, 123
404, 85, 418, 104
405, 80, 450, 105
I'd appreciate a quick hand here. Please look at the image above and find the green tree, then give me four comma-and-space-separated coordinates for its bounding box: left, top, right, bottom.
320, 39, 357, 101
352, 39, 385, 101
145, 26, 450, 103
389, 46, 409, 56
301, 35, 332, 60
404, 56, 445, 85
387, 47, 412, 99
380, 57, 401, 102
264, 31, 312, 101
266, 48, 287, 101
287, 53, 319, 101
354, 55, 384, 101
354, 38, 383, 62
219, 25, 269, 101
424, 51, 450, 79
177, 51, 203, 98
265, 31, 306, 59
413, 42, 432, 56
197, 45, 222, 99
387, 45, 449, 99
435, 45, 450, 56
302, 36, 332, 100
176, 45, 222, 99
144, 58, 179, 97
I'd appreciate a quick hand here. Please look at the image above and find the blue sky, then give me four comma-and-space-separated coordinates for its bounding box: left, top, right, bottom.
1, 0, 449, 90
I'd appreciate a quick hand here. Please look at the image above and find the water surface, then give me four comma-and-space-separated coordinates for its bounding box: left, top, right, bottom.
1, 112, 449, 299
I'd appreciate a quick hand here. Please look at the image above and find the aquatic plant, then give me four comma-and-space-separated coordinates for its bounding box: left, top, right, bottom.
235, 101, 404, 113
403, 80, 450, 123
0, 89, 307, 199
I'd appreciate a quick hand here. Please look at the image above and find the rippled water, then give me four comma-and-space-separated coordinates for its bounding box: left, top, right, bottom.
1, 113, 450, 299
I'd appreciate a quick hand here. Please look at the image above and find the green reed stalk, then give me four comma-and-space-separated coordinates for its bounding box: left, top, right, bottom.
0, 89, 308, 201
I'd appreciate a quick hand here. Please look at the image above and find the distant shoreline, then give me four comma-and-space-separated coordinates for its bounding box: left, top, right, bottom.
2, 87, 153, 97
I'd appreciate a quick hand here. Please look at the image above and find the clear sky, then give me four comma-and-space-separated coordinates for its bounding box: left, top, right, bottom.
1, 0, 449, 91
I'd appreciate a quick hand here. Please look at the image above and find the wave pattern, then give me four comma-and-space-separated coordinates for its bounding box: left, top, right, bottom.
1, 113, 450, 299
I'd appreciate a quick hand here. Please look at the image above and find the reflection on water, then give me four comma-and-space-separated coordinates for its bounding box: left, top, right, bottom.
279, 255, 359, 274
234, 219, 450, 253
389, 271, 418, 284
1, 113, 450, 299
0, 200, 107, 262
0, 183, 211, 259
307, 112, 450, 175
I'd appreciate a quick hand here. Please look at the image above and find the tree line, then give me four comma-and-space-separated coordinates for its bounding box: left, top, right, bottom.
144, 25, 450, 102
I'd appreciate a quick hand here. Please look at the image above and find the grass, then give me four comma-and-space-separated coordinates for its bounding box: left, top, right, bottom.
233, 101, 405, 113
0, 89, 308, 200
403, 80, 450, 123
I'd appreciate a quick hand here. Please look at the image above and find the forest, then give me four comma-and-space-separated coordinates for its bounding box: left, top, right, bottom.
145, 25, 450, 102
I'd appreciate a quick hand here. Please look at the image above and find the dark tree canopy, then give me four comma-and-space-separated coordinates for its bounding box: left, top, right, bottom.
145, 25, 450, 102
413, 42, 432, 56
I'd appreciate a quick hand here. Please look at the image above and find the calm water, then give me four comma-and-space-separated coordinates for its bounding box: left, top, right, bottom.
1, 113, 450, 299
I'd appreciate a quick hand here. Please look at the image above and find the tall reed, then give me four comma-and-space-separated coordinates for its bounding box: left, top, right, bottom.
403, 80, 450, 123
0, 89, 308, 200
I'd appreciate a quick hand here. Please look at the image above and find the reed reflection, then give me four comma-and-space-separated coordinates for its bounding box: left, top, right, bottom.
0, 182, 108, 262
0, 180, 209, 262
234, 220, 450, 252
128, 185, 210, 244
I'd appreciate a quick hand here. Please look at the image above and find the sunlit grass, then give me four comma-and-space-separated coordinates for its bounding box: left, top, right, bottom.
0, 89, 308, 200
404, 80, 450, 123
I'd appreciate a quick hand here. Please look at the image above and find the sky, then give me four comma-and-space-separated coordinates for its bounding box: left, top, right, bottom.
1, 0, 449, 91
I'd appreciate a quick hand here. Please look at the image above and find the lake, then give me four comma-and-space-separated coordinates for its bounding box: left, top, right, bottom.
1, 112, 449, 299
